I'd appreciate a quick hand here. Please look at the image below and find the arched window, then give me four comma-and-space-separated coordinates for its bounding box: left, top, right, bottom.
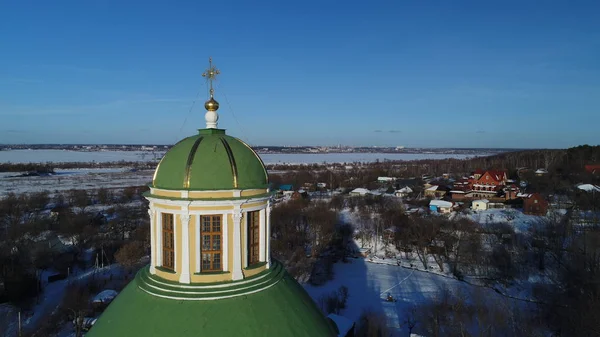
201, 215, 222, 271
162, 213, 175, 270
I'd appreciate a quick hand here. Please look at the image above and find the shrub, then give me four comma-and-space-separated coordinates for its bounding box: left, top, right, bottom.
319, 286, 350, 315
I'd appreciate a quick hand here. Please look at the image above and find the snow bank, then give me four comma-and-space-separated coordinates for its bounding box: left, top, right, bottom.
92, 289, 118, 304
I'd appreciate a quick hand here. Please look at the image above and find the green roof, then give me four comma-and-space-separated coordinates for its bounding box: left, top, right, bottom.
87, 263, 337, 337
153, 129, 268, 190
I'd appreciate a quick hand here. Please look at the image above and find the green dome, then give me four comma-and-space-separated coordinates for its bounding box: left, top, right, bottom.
153, 129, 268, 190
86, 262, 337, 337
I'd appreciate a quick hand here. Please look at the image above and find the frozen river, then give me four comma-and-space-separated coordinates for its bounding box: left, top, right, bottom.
260, 152, 484, 164
0, 149, 486, 165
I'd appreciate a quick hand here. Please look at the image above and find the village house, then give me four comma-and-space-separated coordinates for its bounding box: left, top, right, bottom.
450, 190, 466, 201
471, 199, 489, 211
278, 184, 295, 198
585, 164, 600, 175
302, 182, 314, 191
424, 185, 450, 198
291, 190, 309, 200
279, 184, 294, 192
523, 193, 549, 216
467, 170, 507, 199
349, 188, 371, 197
394, 186, 413, 198
429, 200, 454, 213
473, 169, 485, 180
450, 177, 471, 201
503, 184, 520, 200
577, 184, 600, 193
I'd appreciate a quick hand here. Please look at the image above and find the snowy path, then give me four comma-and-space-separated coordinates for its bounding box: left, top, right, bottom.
21, 266, 120, 335
379, 269, 415, 297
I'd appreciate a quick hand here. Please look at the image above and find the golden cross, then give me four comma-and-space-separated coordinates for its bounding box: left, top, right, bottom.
202, 57, 220, 97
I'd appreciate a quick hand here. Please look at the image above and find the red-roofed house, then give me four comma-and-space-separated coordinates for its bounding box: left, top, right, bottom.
503, 184, 520, 200
451, 177, 471, 201
473, 169, 485, 180
467, 170, 508, 199
523, 193, 548, 216
585, 165, 600, 175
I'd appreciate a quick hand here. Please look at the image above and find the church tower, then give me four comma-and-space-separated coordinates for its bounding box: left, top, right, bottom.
87, 59, 337, 337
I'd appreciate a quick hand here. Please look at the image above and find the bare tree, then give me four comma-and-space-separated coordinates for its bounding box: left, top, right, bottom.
96, 188, 112, 205
27, 190, 50, 211
305, 203, 337, 257
115, 241, 145, 268
62, 284, 91, 337
408, 217, 441, 270
68, 189, 90, 214
355, 308, 390, 337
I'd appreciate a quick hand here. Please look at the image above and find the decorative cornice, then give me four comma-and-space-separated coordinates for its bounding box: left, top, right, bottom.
147, 195, 270, 208
136, 260, 284, 301
150, 187, 267, 194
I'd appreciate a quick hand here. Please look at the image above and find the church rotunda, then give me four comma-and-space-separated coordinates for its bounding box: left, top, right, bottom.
86, 59, 337, 337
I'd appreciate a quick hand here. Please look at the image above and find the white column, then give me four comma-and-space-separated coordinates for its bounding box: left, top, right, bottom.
232, 209, 244, 280
179, 214, 191, 283
259, 208, 266, 262
148, 209, 156, 274
173, 213, 177, 270
195, 215, 201, 273
156, 210, 163, 267
222, 213, 229, 272
243, 213, 248, 268
266, 201, 272, 268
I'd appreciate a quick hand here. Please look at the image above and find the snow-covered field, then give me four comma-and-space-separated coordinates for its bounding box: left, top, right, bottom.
0, 149, 485, 164
465, 208, 554, 233
0, 150, 164, 163
0, 168, 153, 196
304, 260, 519, 336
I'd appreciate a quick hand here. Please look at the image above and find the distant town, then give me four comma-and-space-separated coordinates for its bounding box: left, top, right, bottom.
0, 143, 515, 156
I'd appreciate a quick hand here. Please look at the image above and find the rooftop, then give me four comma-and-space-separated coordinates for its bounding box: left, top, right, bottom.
152, 129, 268, 191
87, 262, 336, 337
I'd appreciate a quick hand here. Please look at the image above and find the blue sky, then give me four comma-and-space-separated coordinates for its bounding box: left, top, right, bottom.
1, 1, 599, 148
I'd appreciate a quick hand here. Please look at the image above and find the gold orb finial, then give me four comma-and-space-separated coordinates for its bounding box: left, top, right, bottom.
204, 97, 219, 111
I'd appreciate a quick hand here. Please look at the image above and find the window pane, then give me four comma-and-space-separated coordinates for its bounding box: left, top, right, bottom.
202, 253, 211, 270
203, 216, 211, 232
214, 253, 221, 270
212, 216, 221, 232
203, 235, 211, 251
213, 235, 221, 250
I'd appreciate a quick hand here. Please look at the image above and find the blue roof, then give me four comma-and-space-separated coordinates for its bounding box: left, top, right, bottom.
279, 184, 294, 191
